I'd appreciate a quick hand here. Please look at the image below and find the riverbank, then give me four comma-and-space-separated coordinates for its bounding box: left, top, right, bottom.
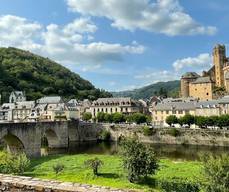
24, 154, 203, 191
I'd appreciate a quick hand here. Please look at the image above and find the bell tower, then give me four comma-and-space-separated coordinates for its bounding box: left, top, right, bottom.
213, 44, 226, 87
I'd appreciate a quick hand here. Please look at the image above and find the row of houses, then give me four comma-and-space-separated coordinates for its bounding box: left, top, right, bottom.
151, 96, 229, 127
0, 91, 146, 123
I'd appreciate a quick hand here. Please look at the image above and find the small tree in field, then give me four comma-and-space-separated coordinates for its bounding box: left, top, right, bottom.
53, 163, 64, 176
166, 115, 178, 127
84, 158, 104, 176
201, 154, 229, 192
120, 138, 159, 183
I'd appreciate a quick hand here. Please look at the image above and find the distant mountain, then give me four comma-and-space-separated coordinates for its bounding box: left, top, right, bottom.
112, 80, 180, 100
0, 47, 111, 103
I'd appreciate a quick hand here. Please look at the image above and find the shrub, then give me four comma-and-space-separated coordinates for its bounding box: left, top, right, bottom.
168, 128, 181, 137
6, 153, 30, 175
157, 179, 200, 192
142, 126, 155, 136
201, 154, 229, 192
0, 151, 9, 173
84, 158, 103, 176
53, 163, 64, 176
120, 138, 159, 183
99, 130, 111, 141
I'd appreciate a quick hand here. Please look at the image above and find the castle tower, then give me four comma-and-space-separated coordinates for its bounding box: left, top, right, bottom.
180, 72, 200, 98
213, 44, 226, 87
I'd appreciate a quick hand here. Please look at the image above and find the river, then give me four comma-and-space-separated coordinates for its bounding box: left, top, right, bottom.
59, 141, 229, 161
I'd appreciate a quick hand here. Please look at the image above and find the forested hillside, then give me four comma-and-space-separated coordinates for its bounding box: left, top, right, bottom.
112, 80, 180, 100
0, 47, 111, 102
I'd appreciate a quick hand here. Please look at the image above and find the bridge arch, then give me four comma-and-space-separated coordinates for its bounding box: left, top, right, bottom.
1, 133, 25, 154
43, 129, 60, 148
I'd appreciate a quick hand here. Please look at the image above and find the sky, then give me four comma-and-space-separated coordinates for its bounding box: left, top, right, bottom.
0, 0, 229, 92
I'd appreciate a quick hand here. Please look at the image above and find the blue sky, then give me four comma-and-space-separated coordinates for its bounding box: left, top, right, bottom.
0, 0, 229, 91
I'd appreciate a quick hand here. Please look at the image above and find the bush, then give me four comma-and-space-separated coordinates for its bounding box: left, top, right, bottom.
201, 154, 229, 192
120, 138, 159, 183
6, 153, 30, 175
99, 130, 111, 141
84, 157, 103, 176
168, 128, 181, 137
53, 163, 64, 176
0, 151, 9, 173
142, 126, 155, 136
158, 179, 200, 192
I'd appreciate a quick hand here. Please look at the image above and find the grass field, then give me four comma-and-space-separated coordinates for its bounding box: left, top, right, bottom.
25, 154, 203, 191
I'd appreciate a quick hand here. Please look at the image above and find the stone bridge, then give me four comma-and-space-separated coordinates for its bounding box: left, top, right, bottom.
0, 121, 100, 157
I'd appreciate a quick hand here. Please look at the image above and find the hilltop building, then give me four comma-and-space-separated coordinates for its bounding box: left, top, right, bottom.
181, 44, 229, 100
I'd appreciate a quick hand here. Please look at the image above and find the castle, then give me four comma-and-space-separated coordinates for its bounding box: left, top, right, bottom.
181, 44, 229, 100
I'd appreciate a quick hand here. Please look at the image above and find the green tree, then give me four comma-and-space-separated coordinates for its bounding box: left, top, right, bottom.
202, 154, 229, 192
120, 138, 159, 183
112, 113, 125, 123
82, 112, 92, 121
180, 114, 195, 127
96, 112, 105, 122
166, 115, 178, 127
84, 158, 104, 176
104, 113, 112, 123
195, 116, 208, 128
127, 113, 148, 124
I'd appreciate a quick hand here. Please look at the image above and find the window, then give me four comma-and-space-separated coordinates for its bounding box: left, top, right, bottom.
172, 110, 176, 114
166, 111, 169, 114
206, 93, 209, 95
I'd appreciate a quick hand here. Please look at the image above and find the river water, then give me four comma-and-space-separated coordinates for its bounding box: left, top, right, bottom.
63, 142, 229, 161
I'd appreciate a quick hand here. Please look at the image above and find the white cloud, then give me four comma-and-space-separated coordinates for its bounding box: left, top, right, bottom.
63, 17, 97, 34
67, 0, 217, 36
0, 15, 144, 69
173, 53, 212, 71
135, 70, 180, 83
0, 15, 42, 48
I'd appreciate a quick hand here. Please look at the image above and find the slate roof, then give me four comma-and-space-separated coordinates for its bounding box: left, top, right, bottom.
37, 96, 62, 104
181, 72, 200, 78
154, 101, 196, 111
218, 96, 229, 104
191, 76, 213, 84
196, 100, 219, 108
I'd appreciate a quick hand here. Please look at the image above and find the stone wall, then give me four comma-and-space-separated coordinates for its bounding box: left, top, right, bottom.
89, 123, 229, 147
0, 174, 132, 192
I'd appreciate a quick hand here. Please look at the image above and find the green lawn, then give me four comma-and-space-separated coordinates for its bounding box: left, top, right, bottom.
25, 154, 203, 192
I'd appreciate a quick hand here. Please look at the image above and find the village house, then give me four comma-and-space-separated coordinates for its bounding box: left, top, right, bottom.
151, 99, 196, 127
90, 97, 143, 118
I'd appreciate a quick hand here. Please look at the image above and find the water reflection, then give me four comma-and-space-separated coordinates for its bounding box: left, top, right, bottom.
65, 142, 229, 161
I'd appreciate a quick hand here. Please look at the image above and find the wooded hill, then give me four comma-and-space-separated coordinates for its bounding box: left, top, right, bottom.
0, 47, 111, 103
112, 80, 180, 100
